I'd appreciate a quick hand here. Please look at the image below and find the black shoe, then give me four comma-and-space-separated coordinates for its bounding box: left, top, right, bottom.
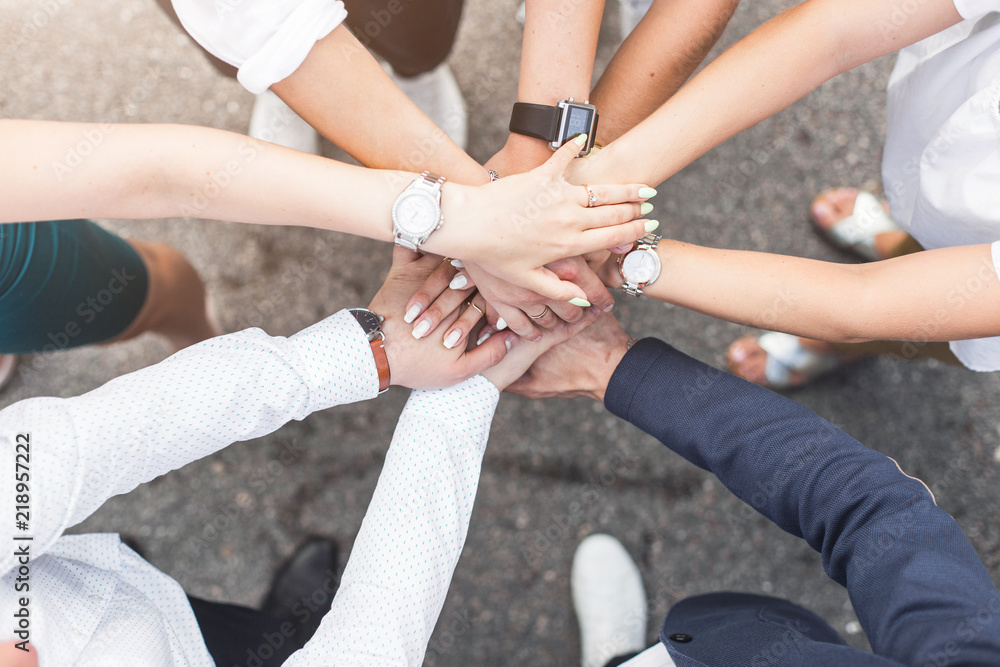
260, 536, 340, 644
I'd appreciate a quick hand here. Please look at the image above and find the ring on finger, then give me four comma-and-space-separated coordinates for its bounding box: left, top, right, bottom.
528, 306, 551, 320
582, 184, 597, 208
466, 300, 485, 318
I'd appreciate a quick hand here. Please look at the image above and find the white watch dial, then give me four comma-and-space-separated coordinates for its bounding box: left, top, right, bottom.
394, 191, 439, 235
622, 250, 660, 284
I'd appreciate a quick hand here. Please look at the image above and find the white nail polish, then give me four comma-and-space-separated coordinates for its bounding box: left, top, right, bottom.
449, 274, 468, 290
403, 304, 421, 324
505, 337, 512, 351
443, 330, 461, 349
477, 331, 493, 345
412, 320, 431, 339
496, 318, 508, 330
450, 259, 465, 269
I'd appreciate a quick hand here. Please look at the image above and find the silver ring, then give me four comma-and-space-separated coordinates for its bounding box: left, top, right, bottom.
528, 306, 551, 320
583, 184, 597, 208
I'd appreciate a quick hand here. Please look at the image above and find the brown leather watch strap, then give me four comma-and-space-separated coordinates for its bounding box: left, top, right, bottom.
370, 337, 391, 392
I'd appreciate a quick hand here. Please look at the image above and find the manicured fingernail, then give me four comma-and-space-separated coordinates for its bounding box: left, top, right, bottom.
477, 330, 493, 345
496, 318, 508, 330
569, 297, 590, 307
603, 302, 615, 312
574, 133, 588, 147
443, 330, 461, 349
412, 320, 431, 339
812, 203, 829, 220
403, 304, 421, 324
450, 259, 465, 268
591, 306, 601, 316
644, 220, 659, 232
638, 187, 657, 199
532, 335, 543, 343
506, 336, 514, 351
640, 202, 654, 216
449, 274, 468, 290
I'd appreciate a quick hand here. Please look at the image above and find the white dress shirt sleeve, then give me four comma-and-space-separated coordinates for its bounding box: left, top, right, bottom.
284, 376, 500, 667
953, 0, 1000, 18
170, 0, 348, 93
0, 310, 378, 576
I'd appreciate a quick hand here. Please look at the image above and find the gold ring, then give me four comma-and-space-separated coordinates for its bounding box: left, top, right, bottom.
528, 306, 551, 320
466, 300, 485, 317
582, 184, 597, 208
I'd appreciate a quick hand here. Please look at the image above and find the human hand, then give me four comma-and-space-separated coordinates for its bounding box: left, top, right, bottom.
368, 247, 517, 389
483, 133, 555, 179
425, 135, 657, 304
481, 305, 603, 391
505, 312, 631, 402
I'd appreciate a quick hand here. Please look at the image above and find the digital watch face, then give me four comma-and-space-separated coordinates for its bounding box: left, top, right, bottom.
393, 191, 439, 235
622, 249, 660, 284
565, 106, 594, 139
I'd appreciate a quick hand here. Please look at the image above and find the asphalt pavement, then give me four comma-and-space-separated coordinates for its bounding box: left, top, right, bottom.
2, 0, 999, 663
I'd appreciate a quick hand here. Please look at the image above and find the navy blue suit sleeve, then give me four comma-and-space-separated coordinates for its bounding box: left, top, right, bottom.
605, 338, 1000, 665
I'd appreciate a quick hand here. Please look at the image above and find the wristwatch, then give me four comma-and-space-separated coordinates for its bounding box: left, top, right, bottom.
392, 171, 446, 251
509, 98, 599, 155
349, 308, 390, 393
617, 234, 662, 297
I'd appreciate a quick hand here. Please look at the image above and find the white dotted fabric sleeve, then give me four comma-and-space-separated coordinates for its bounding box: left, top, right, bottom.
0, 309, 378, 575
171, 0, 348, 93
953, 0, 1000, 18
285, 376, 500, 667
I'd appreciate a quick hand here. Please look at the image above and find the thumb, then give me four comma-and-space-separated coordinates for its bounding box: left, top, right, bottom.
524, 267, 589, 304
458, 331, 516, 378
391, 245, 423, 267
543, 133, 587, 175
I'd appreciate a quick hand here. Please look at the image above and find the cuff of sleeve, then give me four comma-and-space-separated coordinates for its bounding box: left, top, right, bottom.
291, 309, 380, 410
237, 0, 348, 94
604, 338, 679, 422
953, 0, 1000, 18
405, 376, 500, 447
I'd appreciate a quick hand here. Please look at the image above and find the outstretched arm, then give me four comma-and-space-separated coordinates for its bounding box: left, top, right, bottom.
596, 239, 1000, 343
572, 0, 964, 186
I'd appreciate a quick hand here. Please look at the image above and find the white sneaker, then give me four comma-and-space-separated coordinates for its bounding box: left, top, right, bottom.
572, 534, 648, 667
248, 89, 320, 155
619, 0, 654, 40
386, 63, 468, 151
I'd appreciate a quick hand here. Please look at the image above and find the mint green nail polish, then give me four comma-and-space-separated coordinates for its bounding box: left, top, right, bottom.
569, 297, 591, 307
574, 133, 588, 147
640, 202, 654, 216
638, 187, 657, 199
644, 220, 660, 233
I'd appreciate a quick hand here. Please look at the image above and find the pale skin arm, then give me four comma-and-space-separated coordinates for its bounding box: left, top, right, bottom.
0, 119, 651, 301
571, 0, 964, 186
598, 241, 1000, 343
271, 25, 490, 186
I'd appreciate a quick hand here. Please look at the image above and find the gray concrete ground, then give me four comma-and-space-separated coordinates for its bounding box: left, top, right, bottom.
3, 0, 1000, 664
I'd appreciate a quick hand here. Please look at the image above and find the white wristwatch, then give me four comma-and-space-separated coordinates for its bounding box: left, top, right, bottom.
618, 234, 662, 296
392, 171, 446, 251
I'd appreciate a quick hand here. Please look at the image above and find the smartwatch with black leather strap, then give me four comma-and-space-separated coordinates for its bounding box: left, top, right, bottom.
349, 308, 390, 393
509, 98, 599, 155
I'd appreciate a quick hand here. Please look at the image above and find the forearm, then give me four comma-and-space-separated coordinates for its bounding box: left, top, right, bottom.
589, 0, 739, 146
0, 311, 378, 571
574, 0, 962, 185
605, 338, 1000, 663
287, 377, 499, 666
272, 25, 489, 185
604, 240, 1000, 343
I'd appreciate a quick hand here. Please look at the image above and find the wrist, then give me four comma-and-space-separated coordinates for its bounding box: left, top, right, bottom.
423, 182, 476, 259
499, 132, 555, 174
590, 329, 630, 403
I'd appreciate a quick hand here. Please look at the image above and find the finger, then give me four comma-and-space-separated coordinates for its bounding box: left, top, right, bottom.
448, 270, 474, 291
547, 300, 583, 324
543, 133, 587, 175
578, 202, 647, 230
494, 301, 543, 342
441, 294, 488, 350
582, 249, 612, 268
582, 183, 657, 207
411, 282, 473, 340
608, 243, 633, 254
522, 266, 590, 305
525, 303, 563, 330
578, 219, 659, 256
455, 331, 519, 380
403, 258, 457, 324
392, 245, 425, 266
549, 257, 614, 313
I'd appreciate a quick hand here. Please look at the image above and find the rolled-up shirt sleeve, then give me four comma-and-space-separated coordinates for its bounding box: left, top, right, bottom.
953, 0, 1000, 18
171, 0, 348, 93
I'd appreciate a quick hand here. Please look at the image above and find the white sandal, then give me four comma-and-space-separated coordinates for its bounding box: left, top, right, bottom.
757, 332, 842, 389
0, 355, 18, 393
816, 191, 902, 261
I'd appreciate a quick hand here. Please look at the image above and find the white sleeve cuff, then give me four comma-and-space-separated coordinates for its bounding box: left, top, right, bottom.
953, 0, 1000, 18
290, 309, 380, 411
172, 0, 348, 94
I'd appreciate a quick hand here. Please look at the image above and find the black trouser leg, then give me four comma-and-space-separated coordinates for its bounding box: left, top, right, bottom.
187, 596, 306, 667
